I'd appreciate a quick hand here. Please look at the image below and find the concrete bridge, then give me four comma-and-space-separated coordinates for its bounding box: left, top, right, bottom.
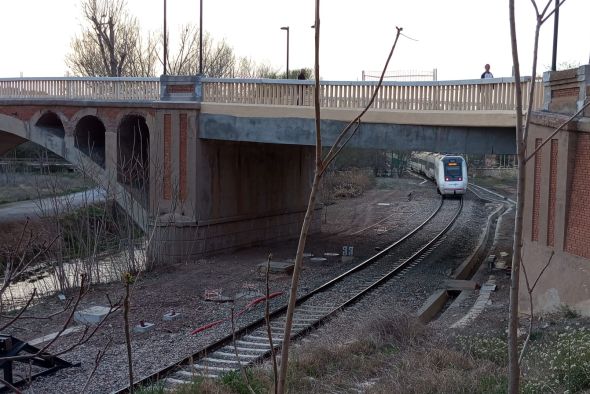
0, 75, 543, 262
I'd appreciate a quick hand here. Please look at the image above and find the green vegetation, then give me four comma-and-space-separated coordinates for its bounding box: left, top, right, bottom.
523, 327, 590, 393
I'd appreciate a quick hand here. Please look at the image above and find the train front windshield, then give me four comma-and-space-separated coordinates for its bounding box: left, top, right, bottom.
443, 158, 463, 181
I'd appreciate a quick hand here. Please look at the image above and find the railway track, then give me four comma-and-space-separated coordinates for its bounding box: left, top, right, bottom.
115, 197, 463, 393
468, 182, 516, 205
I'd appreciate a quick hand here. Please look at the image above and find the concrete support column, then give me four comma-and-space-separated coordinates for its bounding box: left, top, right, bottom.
104, 130, 117, 187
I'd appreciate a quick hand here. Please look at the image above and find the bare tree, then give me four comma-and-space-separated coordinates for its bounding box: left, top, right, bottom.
68, 1, 285, 78
275, 1, 403, 391
507, 1, 568, 392
164, 26, 236, 77
66, 0, 156, 77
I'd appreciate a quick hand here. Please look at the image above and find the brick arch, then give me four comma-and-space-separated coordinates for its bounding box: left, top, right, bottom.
117, 114, 150, 194
74, 115, 106, 168
31, 110, 67, 138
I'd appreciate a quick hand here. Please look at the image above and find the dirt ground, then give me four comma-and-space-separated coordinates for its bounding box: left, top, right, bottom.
0, 175, 529, 392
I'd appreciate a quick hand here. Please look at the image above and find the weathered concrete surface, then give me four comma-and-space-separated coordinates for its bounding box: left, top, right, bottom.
149, 107, 318, 263
200, 103, 517, 154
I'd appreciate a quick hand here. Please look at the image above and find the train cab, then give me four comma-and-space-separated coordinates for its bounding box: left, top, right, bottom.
437, 156, 468, 195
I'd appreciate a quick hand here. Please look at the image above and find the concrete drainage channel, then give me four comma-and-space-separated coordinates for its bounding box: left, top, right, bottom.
416, 183, 513, 325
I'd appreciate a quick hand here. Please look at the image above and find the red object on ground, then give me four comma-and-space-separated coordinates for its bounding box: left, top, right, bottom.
190, 291, 283, 335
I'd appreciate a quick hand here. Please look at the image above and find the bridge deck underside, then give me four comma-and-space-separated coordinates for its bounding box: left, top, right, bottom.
200, 113, 517, 154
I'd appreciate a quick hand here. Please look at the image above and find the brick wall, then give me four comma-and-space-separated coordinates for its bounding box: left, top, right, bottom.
565, 134, 590, 258
547, 139, 558, 247
163, 114, 172, 200
179, 113, 188, 201
531, 138, 542, 242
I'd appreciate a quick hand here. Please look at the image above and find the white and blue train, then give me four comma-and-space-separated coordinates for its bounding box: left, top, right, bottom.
409, 152, 468, 196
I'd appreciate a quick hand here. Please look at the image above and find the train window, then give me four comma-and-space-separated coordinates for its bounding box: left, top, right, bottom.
443, 158, 463, 181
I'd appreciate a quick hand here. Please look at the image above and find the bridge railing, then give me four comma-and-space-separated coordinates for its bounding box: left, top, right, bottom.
0, 76, 543, 111
202, 77, 544, 111
0, 77, 160, 101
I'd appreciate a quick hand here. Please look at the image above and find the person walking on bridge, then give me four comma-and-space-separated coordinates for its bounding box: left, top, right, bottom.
481, 64, 494, 79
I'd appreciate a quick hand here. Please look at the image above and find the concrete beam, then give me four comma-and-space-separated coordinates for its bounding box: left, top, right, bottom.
200, 112, 517, 154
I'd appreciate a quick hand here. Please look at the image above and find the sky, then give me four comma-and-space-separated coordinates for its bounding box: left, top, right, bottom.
0, 0, 588, 81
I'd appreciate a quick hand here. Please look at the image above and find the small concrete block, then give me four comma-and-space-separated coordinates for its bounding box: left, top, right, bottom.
74, 306, 113, 325
163, 311, 182, 321
203, 289, 232, 302
341, 256, 354, 263
235, 290, 263, 300
133, 322, 155, 333
499, 251, 509, 258
487, 255, 496, 262
494, 260, 507, 269
481, 283, 497, 292
443, 279, 481, 290
257, 261, 294, 274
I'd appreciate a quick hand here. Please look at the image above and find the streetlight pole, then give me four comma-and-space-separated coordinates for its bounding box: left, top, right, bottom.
281, 26, 289, 78
551, 0, 559, 71
199, 0, 203, 75
163, 0, 167, 75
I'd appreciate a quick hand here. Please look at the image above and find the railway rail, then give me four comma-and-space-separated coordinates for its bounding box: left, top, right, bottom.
468, 182, 516, 205
115, 196, 463, 393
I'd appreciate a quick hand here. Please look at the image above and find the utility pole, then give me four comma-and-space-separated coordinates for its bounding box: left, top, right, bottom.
281, 26, 290, 78
551, 0, 559, 71
199, 0, 203, 75
163, 0, 167, 75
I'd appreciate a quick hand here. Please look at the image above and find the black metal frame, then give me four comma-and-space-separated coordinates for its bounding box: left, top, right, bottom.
0, 336, 78, 392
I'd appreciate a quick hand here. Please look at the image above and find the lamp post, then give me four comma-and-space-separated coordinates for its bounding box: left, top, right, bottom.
280, 26, 289, 78
163, 0, 167, 75
551, 0, 559, 71
199, 0, 203, 75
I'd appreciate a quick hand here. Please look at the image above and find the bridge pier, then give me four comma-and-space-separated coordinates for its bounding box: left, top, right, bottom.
147, 78, 318, 263
148, 133, 318, 263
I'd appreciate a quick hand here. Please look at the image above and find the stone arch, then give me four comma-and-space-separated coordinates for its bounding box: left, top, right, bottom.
117, 114, 150, 191
33, 110, 66, 138
74, 115, 106, 168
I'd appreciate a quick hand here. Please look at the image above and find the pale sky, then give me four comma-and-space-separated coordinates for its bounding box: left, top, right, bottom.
0, 0, 588, 81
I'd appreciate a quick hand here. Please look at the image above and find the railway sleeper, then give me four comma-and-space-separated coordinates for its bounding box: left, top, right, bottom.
224, 346, 269, 354
189, 364, 236, 372
235, 340, 272, 348
244, 334, 283, 342
296, 304, 336, 312
213, 350, 261, 359
174, 370, 219, 380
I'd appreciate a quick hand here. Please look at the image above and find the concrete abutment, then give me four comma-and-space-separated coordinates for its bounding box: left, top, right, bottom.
148, 85, 317, 262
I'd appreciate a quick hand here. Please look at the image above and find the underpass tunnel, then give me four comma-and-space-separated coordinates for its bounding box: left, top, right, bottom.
74, 116, 106, 168
117, 115, 150, 194
35, 111, 65, 139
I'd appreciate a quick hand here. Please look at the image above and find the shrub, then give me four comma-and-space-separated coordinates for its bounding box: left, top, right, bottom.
457, 335, 507, 365
523, 327, 590, 393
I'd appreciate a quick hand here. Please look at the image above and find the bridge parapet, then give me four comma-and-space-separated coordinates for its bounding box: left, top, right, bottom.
543, 64, 590, 117
0, 77, 159, 101
201, 76, 543, 112
0, 76, 543, 112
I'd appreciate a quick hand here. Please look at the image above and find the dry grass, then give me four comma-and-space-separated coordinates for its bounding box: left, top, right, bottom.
158, 306, 509, 394
281, 307, 506, 394
0, 170, 94, 205
320, 168, 376, 204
